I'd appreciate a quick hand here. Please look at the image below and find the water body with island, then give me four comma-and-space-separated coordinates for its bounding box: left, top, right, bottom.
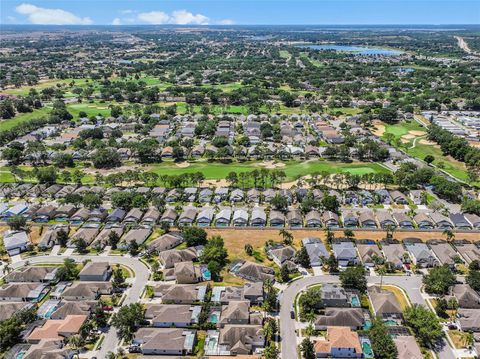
297, 44, 403, 56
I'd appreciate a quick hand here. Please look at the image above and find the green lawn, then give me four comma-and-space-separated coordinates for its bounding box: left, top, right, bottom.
150, 160, 389, 182
0, 107, 50, 131
381, 120, 477, 185
279, 50, 291, 59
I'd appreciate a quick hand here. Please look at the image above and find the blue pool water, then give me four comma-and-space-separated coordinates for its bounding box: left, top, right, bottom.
297, 44, 403, 56
209, 313, 219, 324
15, 352, 25, 359
362, 341, 374, 358
363, 320, 372, 330
350, 295, 360, 307
202, 268, 212, 281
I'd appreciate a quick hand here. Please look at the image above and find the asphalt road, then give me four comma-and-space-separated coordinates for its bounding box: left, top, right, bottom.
279, 274, 456, 359
12, 255, 150, 358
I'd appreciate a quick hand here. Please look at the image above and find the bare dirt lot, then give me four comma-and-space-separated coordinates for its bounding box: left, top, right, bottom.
206, 228, 480, 257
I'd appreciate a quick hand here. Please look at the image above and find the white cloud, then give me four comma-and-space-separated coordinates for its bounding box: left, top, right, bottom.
218, 19, 234, 25
7, 16, 17, 22
137, 11, 170, 24
135, 10, 210, 25
120, 9, 136, 15
170, 10, 209, 25
16, 3, 93, 25
112, 18, 122, 25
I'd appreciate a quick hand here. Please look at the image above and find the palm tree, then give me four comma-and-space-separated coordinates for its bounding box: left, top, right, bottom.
279, 229, 293, 245
378, 267, 387, 289
68, 335, 83, 358
443, 229, 455, 242
2, 263, 12, 275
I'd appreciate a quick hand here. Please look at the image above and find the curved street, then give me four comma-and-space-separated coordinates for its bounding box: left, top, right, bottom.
279, 274, 455, 359
9, 255, 456, 359
11, 254, 150, 358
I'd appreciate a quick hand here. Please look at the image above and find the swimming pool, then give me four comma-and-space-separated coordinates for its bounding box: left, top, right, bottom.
15, 352, 25, 359
363, 320, 372, 330
350, 295, 360, 307
202, 268, 212, 281
209, 313, 219, 324
361, 339, 374, 358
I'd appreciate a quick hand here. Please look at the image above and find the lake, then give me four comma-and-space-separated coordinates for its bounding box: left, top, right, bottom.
297, 44, 403, 56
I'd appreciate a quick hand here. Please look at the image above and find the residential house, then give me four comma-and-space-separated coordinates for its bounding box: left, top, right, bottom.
250, 207, 267, 227
5, 266, 58, 283
356, 242, 383, 267
27, 315, 87, 344
160, 208, 178, 225
61, 282, 112, 301
153, 284, 207, 304
3, 230, 29, 255
145, 304, 200, 328
148, 233, 183, 253
457, 309, 480, 332
429, 211, 454, 230
321, 284, 349, 307
390, 190, 408, 204
358, 210, 376, 228
392, 212, 414, 229
405, 241, 438, 268
453, 240, 480, 264
142, 207, 161, 225
197, 207, 214, 227
234, 261, 275, 283
302, 237, 329, 267
269, 210, 286, 227
78, 262, 111, 281
215, 207, 232, 227
322, 211, 340, 228
268, 246, 296, 268
219, 325, 264, 355
413, 212, 434, 229
0, 282, 49, 302
452, 284, 480, 309
286, 209, 302, 228
133, 328, 196, 355
380, 241, 407, 269
465, 213, 480, 229
124, 208, 144, 224
178, 207, 197, 227
313, 326, 363, 358
314, 308, 365, 330
332, 241, 359, 268
427, 240, 458, 268
69, 207, 90, 224
121, 227, 152, 246
54, 204, 77, 221
106, 208, 126, 223
233, 208, 249, 227
305, 210, 322, 228
368, 286, 402, 318
376, 210, 396, 229
393, 336, 423, 359
449, 213, 472, 230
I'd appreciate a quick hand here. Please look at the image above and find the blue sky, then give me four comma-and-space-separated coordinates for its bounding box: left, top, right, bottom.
1, 1, 479, 25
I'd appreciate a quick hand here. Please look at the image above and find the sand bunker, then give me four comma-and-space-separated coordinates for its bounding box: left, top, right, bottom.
258, 161, 286, 169
401, 134, 416, 140
419, 139, 437, 146
202, 179, 229, 187
372, 122, 385, 137
175, 162, 191, 168
409, 130, 427, 136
